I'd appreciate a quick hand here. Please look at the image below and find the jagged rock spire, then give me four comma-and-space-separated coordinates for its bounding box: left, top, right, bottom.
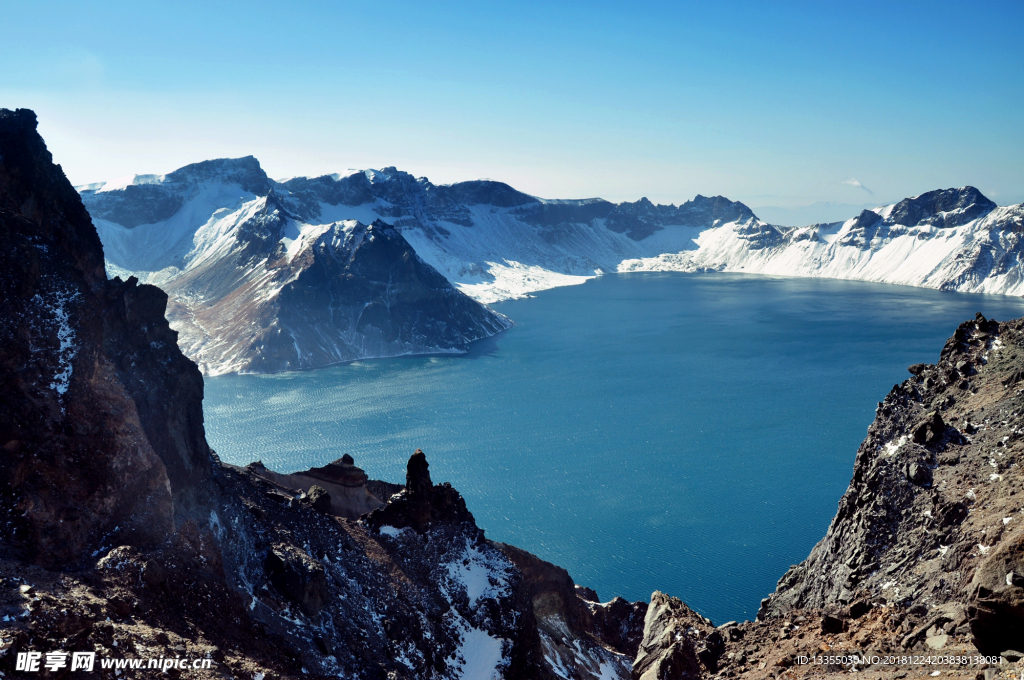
406, 449, 433, 530
366, 449, 475, 534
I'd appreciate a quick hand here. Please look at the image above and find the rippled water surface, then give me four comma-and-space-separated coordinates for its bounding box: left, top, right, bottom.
203, 273, 1024, 623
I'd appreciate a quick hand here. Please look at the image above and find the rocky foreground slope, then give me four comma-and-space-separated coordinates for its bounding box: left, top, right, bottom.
4, 108, 1024, 679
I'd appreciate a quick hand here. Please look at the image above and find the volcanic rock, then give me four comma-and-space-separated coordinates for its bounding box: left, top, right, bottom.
265, 545, 328, 616
632, 592, 718, 680
0, 108, 213, 566
968, 528, 1024, 655
246, 455, 384, 519
365, 449, 475, 533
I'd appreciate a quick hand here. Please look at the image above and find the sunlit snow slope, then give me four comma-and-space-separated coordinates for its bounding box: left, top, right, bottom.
620, 187, 1024, 295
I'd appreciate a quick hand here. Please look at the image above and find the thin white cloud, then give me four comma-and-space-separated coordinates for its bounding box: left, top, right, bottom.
842, 178, 873, 195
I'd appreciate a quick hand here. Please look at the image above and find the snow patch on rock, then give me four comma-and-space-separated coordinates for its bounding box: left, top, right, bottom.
31, 290, 80, 400
377, 525, 408, 538
444, 538, 513, 608
445, 608, 508, 680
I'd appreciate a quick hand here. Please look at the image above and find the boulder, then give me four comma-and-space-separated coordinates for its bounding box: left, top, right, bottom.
304, 485, 332, 514
906, 461, 933, 486
912, 411, 945, 447
633, 591, 718, 680
968, 530, 1024, 655
265, 545, 328, 616
820, 614, 845, 634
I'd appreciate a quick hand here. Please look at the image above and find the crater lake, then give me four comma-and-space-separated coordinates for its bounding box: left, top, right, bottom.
203, 272, 1024, 623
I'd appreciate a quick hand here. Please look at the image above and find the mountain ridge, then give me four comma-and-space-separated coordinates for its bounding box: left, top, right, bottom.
82, 156, 1024, 314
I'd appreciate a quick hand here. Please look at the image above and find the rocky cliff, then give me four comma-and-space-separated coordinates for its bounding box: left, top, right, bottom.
0, 108, 213, 567
761, 311, 1024, 657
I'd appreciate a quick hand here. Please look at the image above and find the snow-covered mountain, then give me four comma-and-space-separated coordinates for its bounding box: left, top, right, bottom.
621, 187, 1024, 294
80, 158, 511, 375
81, 157, 1024, 373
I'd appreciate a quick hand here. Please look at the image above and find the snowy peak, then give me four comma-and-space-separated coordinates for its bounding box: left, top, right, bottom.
682, 194, 757, 226
164, 155, 271, 195
829, 187, 999, 250
883, 186, 996, 229
235, 188, 293, 260
82, 155, 271, 228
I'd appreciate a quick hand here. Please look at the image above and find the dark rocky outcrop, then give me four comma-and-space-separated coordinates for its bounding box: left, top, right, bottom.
886, 187, 996, 230
968, 529, 1024, 656
0, 108, 213, 566
515, 193, 757, 242
605, 195, 755, 240
246, 454, 385, 519
365, 449, 476, 533
264, 544, 329, 616
632, 592, 719, 680
496, 541, 644, 678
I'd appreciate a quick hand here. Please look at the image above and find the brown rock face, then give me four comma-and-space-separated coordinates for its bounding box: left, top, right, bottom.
246, 455, 385, 519
0, 109, 213, 566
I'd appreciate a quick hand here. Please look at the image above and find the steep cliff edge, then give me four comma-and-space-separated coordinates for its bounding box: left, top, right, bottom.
0, 109, 213, 566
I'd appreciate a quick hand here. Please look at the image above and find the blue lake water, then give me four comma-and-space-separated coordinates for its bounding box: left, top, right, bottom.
202, 273, 1024, 623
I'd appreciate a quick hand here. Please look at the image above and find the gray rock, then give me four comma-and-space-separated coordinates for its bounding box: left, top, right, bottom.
906, 461, 933, 486
633, 592, 718, 680
969, 531, 1024, 655
304, 485, 332, 514
265, 545, 328, 616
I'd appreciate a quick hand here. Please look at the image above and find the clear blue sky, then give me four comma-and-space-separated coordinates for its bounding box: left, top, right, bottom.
3, 0, 1022, 209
